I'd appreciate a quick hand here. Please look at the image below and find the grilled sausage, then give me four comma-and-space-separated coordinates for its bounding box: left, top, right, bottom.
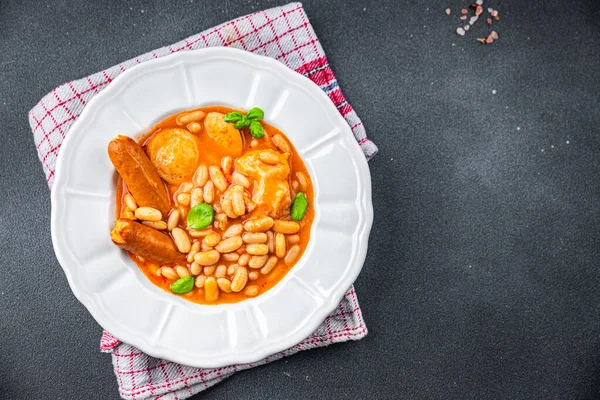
110, 219, 186, 264
108, 135, 171, 216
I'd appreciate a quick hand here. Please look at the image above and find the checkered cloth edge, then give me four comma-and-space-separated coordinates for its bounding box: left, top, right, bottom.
29, 3, 376, 399
27, 2, 377, 190
101, 288, 366, 399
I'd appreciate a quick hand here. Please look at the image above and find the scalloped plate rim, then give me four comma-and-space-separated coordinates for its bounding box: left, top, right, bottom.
50, 47, 373, 368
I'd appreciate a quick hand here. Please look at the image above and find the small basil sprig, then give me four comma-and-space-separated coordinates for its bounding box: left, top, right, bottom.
291, 192, 308, 221
224, 107, 265, 138
171, 276, 194, 294
187, 202, 214, 230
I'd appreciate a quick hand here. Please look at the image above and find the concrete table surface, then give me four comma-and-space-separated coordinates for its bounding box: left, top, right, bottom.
1, 0, 599, 398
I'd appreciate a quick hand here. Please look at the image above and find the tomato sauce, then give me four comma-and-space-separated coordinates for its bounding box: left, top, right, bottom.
115, 106, 314, 304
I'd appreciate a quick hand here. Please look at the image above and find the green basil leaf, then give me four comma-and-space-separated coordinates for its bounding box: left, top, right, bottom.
234, 116, 249, 129
249, 121, 265, 138
291, 192, 308, 221
246, 107, 264, 121
187, 202, 214, 229
171, 276, 194, 294
224, 112, 243, 123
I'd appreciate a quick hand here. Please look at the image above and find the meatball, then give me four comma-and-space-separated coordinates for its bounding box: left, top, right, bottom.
145, 128, 200, 184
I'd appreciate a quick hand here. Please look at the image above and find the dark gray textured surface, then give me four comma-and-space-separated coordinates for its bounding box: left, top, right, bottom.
1, 0, 600, 398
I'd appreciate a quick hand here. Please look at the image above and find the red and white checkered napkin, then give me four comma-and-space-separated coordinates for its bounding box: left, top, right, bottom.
28, 3, 377, 399
100, 289, 366, 399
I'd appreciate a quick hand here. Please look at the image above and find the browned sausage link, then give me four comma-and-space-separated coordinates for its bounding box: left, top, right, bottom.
110, 219, 186, 264
108, 135, 171, 216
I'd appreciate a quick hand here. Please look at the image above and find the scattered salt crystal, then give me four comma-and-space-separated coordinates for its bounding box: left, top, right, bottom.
460, 15, 467, 20
517, 127, 521, 131
476, 0, 483, 5
566, 140, 570, 144
445, 8, 451, 15
469, 15, 479, 25
488, 8, 493, 13
456, 27, 466, 36
492, 89, 497, 94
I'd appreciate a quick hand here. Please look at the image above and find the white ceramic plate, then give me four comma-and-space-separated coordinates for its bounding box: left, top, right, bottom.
51, 47, 372, 368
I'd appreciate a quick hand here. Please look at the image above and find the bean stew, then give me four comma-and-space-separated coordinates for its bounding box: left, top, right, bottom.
108, 106, 314, 304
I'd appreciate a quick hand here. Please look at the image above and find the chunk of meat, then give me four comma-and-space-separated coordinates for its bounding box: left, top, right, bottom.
203, 112, 243, 157
108, 135, 171, 216
111, 219, 186, 264
235, 149, 291, 216
145, 128, 200, 184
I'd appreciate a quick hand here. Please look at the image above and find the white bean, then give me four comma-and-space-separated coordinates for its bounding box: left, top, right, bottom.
232, 189, 245, 216
160, 266, 178, 280
217, 277, 232, 293
272, 220, 300, 234
232, 171, 250, 188
194, 250, 220, 266
190, 187, 204, 207
203, 181, 215, 203
209, 166, 228, 192
177, 193, 191, 206
272, 134, 291, 153
284, 245, 300, 265
167, 210, 180, 231
124, 193, 138, 211
193, 165, 209, 187
260, 256, 278, 275
215, 236, 243, 253
243, 232, 268, 244
134, 207, 162, 222
177, 110, 206, 125
222, 224, 243, 238
172, 228, 191, 253
275, 232, 286, 258
231, 266, 248, 292
175, 265, 190, 278
142, 220, 167, 230
244, 217, 274, 232
244, 285, 259, 297
204, 277, 219, 302
248, 255, 268, 269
